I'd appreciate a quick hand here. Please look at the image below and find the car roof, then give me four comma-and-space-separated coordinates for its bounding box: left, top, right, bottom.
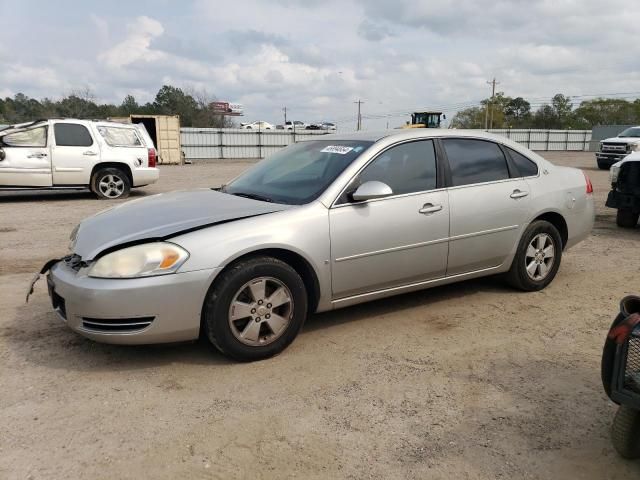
309, 128, 511, 143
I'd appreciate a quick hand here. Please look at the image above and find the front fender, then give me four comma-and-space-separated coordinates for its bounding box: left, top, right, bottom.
170, 202, 333, 311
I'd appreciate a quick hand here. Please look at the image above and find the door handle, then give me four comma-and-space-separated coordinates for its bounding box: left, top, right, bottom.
510, 189, 529, 199
27, 152, 47, 159
83, 151, 98, 156
419, 203, 443, 214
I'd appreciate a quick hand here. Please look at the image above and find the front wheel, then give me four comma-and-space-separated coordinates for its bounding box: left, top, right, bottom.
616, 209, 639, 228
611, 406, 640, 459
505, 220, 562, 291
91, 167, 131, 200
202, 256, 308, 361
597, 160, 609, 170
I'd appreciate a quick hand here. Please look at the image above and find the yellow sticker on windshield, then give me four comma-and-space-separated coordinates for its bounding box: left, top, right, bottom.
321, 145, 353, 155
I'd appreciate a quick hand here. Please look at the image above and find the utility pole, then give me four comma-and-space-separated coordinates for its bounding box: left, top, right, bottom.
282, 106, 287, 125
485, 78, 499, 130
354, 100, 364, 131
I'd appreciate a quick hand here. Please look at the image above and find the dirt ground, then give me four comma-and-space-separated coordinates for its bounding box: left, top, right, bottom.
1, 152, 639, 479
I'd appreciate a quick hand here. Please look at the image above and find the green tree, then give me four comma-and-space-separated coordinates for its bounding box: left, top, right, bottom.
450, 106, 486, 128
153, 85, 199, 125
119, 95, 139, 116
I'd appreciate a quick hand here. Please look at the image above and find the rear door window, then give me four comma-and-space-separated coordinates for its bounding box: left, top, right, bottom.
442, 138, 510, 186
506, 147, 538, 177
2, 126, 47, 147
54, 123, 93, 147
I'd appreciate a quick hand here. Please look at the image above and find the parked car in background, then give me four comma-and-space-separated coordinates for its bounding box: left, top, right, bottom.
240, 121, 275, 130
321, 122, 337, 131
0, 119, 159, 199
42, 129, 593, 361
596, 126, 640, 170
605, 152, 640, 227
283, 121, 306, 130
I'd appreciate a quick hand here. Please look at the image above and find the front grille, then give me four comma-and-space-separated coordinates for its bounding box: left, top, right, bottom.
81, 317, 155, 333
602, 142, 629, 153
63, 254, 84, 272
624, 332, 640, 394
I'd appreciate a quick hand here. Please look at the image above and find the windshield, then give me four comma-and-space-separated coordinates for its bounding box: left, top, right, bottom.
618, 127, 640, 138
224, 140, 374, 205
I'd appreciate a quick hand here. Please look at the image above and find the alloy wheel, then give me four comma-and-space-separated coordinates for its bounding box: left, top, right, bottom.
98, 174, 125, 198
228, 276, 294, 346
525, 233, 555, 281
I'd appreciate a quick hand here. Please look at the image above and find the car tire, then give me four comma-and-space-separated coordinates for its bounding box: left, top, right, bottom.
505, 220, 563, 291
611, 406, 640, 459
597, 160, 609, 170
616, 209, 639, 228
202, 256, 308, 361
91, 167, 131, 200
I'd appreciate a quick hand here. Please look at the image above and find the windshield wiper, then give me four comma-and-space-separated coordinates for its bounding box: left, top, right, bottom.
229, 192, 274, 203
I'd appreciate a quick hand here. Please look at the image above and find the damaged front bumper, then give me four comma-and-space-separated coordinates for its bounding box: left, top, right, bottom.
46, 259, 221, 345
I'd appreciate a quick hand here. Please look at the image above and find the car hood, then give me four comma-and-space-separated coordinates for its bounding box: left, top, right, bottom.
73, 189, 291, 260
612, 152, 640, 169
602, 136, 640, 144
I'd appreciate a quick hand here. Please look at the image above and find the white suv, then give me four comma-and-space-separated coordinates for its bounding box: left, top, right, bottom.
0, 119, 159, 199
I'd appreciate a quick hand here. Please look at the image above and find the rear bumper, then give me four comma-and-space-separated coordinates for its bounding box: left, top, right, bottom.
132, 167, 159, 187
565, 195, 595, 249
48, 261, 220, 344
606, 190, 640, 211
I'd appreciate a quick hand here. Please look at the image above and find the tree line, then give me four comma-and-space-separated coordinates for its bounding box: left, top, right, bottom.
450, 93, 640, 130
0, 85, 235, 128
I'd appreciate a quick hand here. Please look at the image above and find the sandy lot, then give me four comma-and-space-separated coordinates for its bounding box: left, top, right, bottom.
1, 152, 639, 479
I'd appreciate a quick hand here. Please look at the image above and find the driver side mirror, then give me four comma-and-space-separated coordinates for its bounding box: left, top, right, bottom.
350, 181, 393, 202
0, 148, 5, 161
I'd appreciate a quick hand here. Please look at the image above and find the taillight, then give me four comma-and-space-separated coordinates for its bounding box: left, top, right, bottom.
583, 171, 593, 194
148, 148, 157, 168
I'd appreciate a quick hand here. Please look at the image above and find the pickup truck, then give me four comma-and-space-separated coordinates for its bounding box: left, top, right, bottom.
596, 126, 640, 170
0, 119, 159, 199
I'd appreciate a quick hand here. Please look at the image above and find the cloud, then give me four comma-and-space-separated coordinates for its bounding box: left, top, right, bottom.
357, 20, 394, 42
99, 16, 165, 68
1, 0, 640, 130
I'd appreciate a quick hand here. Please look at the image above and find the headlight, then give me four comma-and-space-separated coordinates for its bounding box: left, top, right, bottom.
610, 165, 621, 183
88, 242, 189, 278
630, 143, 640, 152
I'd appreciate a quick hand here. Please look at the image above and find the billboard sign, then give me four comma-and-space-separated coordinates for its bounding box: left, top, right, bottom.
210, 101, 244, 116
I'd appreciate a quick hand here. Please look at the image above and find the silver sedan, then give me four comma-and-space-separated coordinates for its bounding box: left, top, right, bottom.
43, 129, 594, 361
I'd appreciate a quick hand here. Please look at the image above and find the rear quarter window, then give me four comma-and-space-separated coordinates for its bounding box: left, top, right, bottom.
507, 147, 539, 177
97, 126, 142, 147
54, 123, 93, 147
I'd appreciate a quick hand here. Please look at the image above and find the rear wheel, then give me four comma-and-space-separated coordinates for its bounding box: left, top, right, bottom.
506, 220, 562, 291
91, 167, 130, 200
611, 406, 640, 459
202, 256, 308, 361
616, 209, 639, 228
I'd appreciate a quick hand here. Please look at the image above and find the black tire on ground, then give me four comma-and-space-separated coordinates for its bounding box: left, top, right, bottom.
202, 256, 308, 362
91, 167, 131, 200
597, 160, 609, 170
505, 220, 563, 291
616, 209, 639, 228
611, 406, 640, 459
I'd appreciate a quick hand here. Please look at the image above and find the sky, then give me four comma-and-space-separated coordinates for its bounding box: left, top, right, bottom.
1, 0, 640, 130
